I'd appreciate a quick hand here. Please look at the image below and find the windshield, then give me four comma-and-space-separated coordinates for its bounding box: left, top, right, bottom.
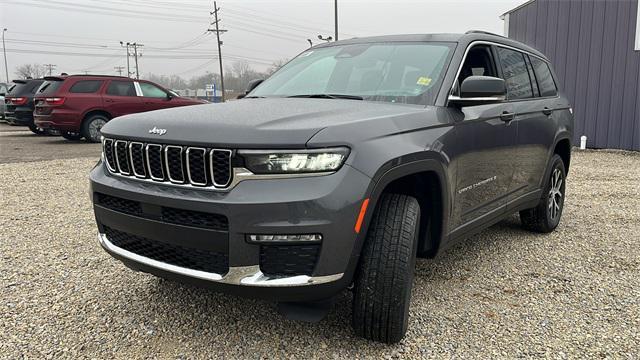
251, 42, 455, 105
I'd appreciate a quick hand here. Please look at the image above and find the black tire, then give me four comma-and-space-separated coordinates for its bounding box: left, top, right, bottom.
61, 131, 83, 141
81, 114, 109, 143
520, 154, 567, 233
28, 123, 48, 136
352, 193, 420, 343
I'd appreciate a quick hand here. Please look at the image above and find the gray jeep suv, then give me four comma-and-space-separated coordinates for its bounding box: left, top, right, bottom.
90, 31, 573, 343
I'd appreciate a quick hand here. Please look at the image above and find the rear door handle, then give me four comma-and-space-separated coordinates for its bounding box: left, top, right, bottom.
105, 99, 115, 103
542, 107, 553, 116
500, 111, 515, 122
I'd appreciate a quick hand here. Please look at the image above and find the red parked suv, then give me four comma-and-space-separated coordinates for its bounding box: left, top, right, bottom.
34, 75, 206, 142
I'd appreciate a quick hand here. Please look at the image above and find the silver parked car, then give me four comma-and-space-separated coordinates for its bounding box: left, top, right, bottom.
0, 82, 9, 121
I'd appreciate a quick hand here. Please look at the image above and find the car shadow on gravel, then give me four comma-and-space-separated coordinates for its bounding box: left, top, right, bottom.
129, 216, 534, 345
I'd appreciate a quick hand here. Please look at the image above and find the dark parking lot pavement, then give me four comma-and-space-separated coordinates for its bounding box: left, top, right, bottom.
0, 123, 101, 164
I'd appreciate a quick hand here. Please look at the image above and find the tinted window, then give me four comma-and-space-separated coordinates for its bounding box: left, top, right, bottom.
37, 80, 64, 95
530, 57, 557, 97
8, 80, 44, 95
139, 82, 167, 98
70, 80, 103, 93
106, 81, 136, 96
497, 47, 533, 100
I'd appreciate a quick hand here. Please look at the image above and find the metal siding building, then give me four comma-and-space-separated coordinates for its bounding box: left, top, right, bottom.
502, 0, 640, 150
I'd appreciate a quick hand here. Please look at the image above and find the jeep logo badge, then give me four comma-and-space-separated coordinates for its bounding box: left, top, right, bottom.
149, 127, 167, 136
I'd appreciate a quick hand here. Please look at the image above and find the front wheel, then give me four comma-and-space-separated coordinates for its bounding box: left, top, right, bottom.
352, 193, 420, 343
520, 154, 567, 233
82, 114, 108, 143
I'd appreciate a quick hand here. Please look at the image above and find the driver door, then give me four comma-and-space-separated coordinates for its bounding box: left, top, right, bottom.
449, 44, 517, 233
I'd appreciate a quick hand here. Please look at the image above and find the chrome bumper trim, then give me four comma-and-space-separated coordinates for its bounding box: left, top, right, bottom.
98, 233, 343, 287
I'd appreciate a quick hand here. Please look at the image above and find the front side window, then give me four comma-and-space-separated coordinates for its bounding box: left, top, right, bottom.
106, 81, 136, 97
251, 42, 455, 105
70, 80, 103, 93
497, 47, 533, 100
139, 82, 167, 98
530, 56, 557, 97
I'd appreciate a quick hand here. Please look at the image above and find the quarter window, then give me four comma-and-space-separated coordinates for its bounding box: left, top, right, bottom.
106, 81, 137, 97
497, 47, 533, 100
530, 56, 557, 97
139, 82, 167, 98
69, 80, 103, 93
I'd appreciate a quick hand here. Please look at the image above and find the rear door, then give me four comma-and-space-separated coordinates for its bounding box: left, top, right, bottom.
103, 80, 145, 117
496, 47, 556, 202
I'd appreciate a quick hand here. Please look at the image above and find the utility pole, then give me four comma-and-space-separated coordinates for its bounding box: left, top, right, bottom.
131, 42, 143, 79
334, 0, 338, 41
44, 64, 56, 76
114, 66, 125, 76
2, 28, 8, 83
208, 1, 227, 102
119, 41, 130, 78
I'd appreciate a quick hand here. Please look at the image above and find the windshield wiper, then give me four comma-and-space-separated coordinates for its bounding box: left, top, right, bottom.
287, 93, 363, 100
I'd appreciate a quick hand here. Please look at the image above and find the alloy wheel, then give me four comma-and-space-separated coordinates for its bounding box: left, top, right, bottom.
547, 168, 563, 220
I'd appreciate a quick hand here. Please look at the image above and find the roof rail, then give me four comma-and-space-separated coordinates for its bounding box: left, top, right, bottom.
465, 30, 507, 38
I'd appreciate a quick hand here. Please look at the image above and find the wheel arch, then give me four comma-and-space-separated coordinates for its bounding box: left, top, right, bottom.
358, 155, 451, 260
82, 109, 112, 127
553, 137, 571, 175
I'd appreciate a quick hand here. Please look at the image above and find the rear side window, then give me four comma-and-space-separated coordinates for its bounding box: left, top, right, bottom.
139, 82, 167, 98
497, 47, 533, 100
69, 80, 103, 93
106, 81, 136, 96
530, 57, 558, 97
37, 80, 63, 95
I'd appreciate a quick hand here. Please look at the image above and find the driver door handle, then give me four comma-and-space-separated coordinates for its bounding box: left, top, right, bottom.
500, 111, 515, 122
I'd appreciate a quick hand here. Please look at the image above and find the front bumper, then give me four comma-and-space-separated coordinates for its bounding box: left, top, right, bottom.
90, 161, 372, 301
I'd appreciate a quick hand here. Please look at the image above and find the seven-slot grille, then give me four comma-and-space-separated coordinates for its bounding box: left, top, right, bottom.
102, 138, 232, 188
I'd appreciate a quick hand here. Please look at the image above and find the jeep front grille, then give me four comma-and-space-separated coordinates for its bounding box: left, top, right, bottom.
102, 138, 232, 189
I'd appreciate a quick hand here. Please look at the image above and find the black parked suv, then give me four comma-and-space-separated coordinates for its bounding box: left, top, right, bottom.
4, 79, 46, 134
91, 32, 573, 343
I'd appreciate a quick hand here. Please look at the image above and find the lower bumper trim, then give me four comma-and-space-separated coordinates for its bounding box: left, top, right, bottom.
98, 232, 343, 287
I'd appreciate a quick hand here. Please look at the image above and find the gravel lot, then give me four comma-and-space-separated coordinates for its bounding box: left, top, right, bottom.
1, 130, 638, 358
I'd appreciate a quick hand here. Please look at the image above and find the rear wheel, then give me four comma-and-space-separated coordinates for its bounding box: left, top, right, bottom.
61, 131, 83, 141
28, 123, 48, 136
520, 154, 566, 233
352, 193, 420, 343
81, 114, 108, 143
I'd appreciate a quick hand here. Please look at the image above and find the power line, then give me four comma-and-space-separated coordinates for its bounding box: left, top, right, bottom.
114, 66, 125, 76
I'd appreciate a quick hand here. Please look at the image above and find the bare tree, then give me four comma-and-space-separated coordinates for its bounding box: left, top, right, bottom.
267, 59, 289, 75
14, 64, 46, 79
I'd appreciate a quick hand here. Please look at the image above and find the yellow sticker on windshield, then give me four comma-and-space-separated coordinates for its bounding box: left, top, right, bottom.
417, 77, 432, 86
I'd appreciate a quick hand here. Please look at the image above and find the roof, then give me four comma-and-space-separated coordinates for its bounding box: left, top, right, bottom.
500, 0, 536, 17
43, 74, 131, 81
313, 31, 548, 60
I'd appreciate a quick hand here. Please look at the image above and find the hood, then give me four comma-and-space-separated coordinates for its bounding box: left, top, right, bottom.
100, 98, 436, 148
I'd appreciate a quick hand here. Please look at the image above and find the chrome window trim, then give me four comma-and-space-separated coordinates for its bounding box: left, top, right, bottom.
102, 138, 117, 172
186, 147, 208, 187
114, 140, 131, 175
164, 145, 185, 184
210, 148, 233, 188
145, 144, 165, 181
98, 232, 343, 286
128, 142, 147, 178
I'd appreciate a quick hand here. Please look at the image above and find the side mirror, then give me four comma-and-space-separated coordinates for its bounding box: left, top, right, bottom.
245, 79, 264, 95
448, 76, 506, 106
0, 93, 5, 97
166, 93, 173, 100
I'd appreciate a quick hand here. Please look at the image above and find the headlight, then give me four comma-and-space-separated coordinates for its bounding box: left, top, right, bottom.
239, 147, 349, 174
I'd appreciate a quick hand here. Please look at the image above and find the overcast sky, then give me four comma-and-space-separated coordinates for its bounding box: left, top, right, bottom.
0, 0, 523, 80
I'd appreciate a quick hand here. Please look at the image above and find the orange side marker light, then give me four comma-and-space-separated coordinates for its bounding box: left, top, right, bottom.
354, 198, 370, 234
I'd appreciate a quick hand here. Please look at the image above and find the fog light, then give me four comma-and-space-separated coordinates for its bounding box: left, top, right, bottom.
247, 234, 322, 243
